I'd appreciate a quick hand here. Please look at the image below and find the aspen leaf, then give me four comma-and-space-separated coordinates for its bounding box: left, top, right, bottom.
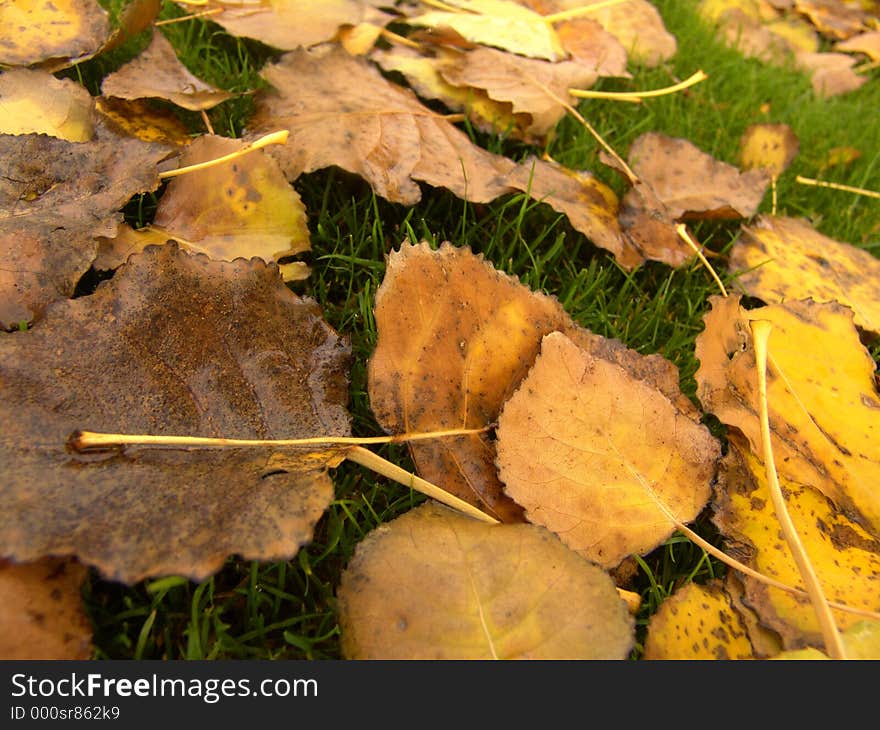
642, 580, 755, 660
795, 50, 867, 98
403, 0, 567, 61
835, 30, 880, 61
0, 68, 94, 141
695, 294, 880, 540
95, 96, 192, 148
0, 128, 172, 330
713, 439, 880, 650
0, 0, 109, 69
729, 215, 880, 335
738, 123, 799, 178
337, 501, 635, 659
794, 0, 869, 40
773, 619, 880, 659
100, 31, 233, 112
0, 244, 352, 584
495, 331, 719, 569
0, 557, 92, 660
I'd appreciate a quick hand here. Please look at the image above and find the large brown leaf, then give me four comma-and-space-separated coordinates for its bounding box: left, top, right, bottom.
0, 126, 172, 329
337, 501, 635, 659
0, 244, 351, 584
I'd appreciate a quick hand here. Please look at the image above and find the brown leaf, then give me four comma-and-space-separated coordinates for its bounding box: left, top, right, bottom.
794, 50, 868, 97
835, 30, 880, 61
101, 31, 233, 112
0, 126, 172, 329
0, 557, 92, 660
95, 96, 193, 148
0, 68, 95, 141
625, 131, 772, 221
0, 0, 110, 70
495, 331, 719, 569
337, 501, 635, 659
794, 0, 869, 40
367, 241, 691, 522
729, 215, 880, 335
0, 244, 352, 583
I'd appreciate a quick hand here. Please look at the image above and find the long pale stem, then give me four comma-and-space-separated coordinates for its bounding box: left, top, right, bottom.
159, 131, 289, 179
569, 70, 708, 102
750, 320, 847, 659
795, 175, 880, 200
675, 224, 728, 297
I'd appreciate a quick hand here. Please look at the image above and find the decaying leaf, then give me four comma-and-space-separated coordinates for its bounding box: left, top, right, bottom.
642, 579, 755, 660
729, 215, 880, 335
104, 134, 311, 271
337, 501, 635, 659
713, 439, 880, 650
794, 0, 869, 40
835, 30, 880, 61
367, 241, 693, 523
695, 294, 880, 540
0, 557, 92, 660
495, 331, 719, 569
795, 50, 868, 98
100, 31, 233, 112
0, 244, 352, 584
95, 96, 193, 148
0, 0, 110, 69
0, 68, 94, 141
0, 127, 172, 330
403, 0, 567, 61
625, 131, 772, 221
738, 123, 799, 178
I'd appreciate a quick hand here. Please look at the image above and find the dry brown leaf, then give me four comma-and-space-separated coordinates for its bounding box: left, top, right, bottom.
0, 0, 109, 69
249, 45, 517, 206
95, 96, 193, 148
695, 294, 880, 540
625, 131, 772, 221
642, 580, 755, 660
495, 331, 719, 569
367, 242, 695, 522
729, 215, 880, 335
0, 68, 94, 141
794, 0, 869, 40
713, 438, 880, 650
738, 123, 800, 178
835, 30, 880, 60
795, 50, 868, 97
337, 501, 635, 659
0, 244, 351, 583
0, 127, 172, 330
0, 557, 92, 660
101, 31, 233, 112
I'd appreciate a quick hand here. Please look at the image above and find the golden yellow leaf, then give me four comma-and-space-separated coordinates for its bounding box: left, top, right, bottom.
729, 215, 880, 335
100, 31, 233, 112
404, 0, 567, 61
714, 440, 880, 650
495, 331, 719, 569
695, 294, 880, 539
794, 0, 869, 40
0, 68, 94, 142
337, 501, 635, 659
95, 96, 192, 148
765, 15, 821, 52
0, 0, 109, 69
643, 580, 755, 660
738, 124, 799, 178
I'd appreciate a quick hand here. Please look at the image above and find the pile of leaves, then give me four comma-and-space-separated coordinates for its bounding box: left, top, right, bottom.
1, 0, 879, 660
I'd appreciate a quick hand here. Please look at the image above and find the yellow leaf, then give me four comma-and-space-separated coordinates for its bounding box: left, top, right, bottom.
496, 331, 720, 569
0, 68, 94, 142
337, 501, 635, 659
695, 295, 880, 539
730, 215, 880, 335
738, 124, 799, 178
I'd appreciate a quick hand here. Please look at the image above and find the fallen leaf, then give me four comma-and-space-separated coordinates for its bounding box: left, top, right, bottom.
795, 50, 868, 97
528, 9, 629, 77
729, 215, 880, 335
0, 127, 172, 329
402, 0, 567, 61
764, 14, 821, 52
773, 621, 880, 658
642, 579, 755, 659
0, 0, 109, 70
835, 30, 880, 60
0, 68, 95, 141
368, 242, 696, 522
0, 557, 92, 660
337, 501, 635, 659
95, 96, 193, 148
134, 134, 311, 268
100, 31, 233, 112
249, 45, 516, 206
738, 123, 800, 178
713, 438, 880, 650
0, 244, 352, 583
694, 294, 880, 539
495, 331, 719, 569
625, 131, 772, 220
794, 0, 869, 40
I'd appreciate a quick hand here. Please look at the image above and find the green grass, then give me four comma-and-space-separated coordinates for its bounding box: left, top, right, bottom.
70, 0, 880, 660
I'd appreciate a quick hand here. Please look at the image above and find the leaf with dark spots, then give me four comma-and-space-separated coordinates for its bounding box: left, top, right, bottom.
0, 244, 352, 584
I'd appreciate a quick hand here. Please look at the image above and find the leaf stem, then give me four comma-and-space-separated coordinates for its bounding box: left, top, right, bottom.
569, 70, 708, 102
542, 0, 628, 24
795, 175, 880, 200
675, 224, 728, 297
750, 320, 847, 659
158, 131, 289, 179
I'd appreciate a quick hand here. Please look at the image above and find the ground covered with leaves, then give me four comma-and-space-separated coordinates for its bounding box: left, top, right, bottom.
1, 0, 879, 660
